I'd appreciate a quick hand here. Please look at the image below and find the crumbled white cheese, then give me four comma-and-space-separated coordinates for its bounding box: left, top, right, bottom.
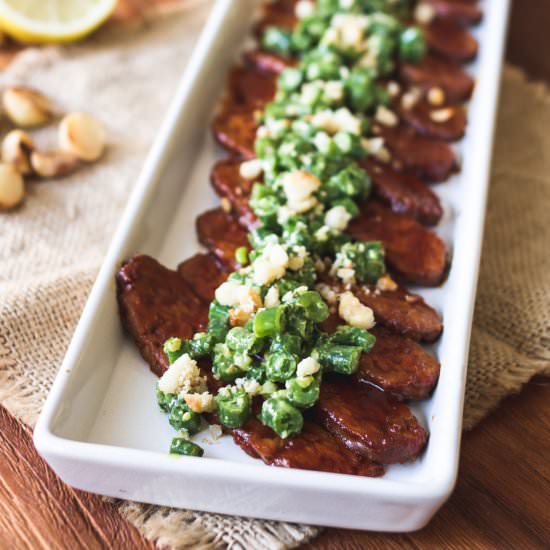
264, 285, 280, 308
427, 86, 446, 106
376, 273, 398, 292
208, 424, 223, 440
338, 291, 375, 329
324, 205, 352, 233
184, 391, 215, 413
414, 3, 436, 25
361, 136, 391, 163
235, 377, 262, 396
375, 105, 399, 127
216, 281, 260, 309
296, 356, 321, 378
387, 81, 401, 98
314, 225, 331, 242
337, 267, 356, 286
328, 14, 369, 50
252, 243, 289, 286
280, 169, 321, 216
430, 107, 455, 123
220, 197, 232, 213
239, 159, 263, 180
312, 107, 362, 135
295, 0, 315, 18
401, 87, 422, 110
158, 354, 206, 395
316, 283, 338, 305
324, 80, 345, 102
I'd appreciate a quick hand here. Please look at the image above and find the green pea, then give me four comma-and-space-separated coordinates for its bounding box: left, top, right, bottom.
265, 351, 298, 382
262, 27, 293, 56
399, 27, 426, 63
235, 246, 249, 266
170, 437, 204, 457
260, 396, 304, 439
226, 327, 256, 353
215, 389, 251, 428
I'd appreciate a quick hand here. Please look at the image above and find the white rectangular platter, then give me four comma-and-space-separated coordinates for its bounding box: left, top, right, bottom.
34, 0, 510, 532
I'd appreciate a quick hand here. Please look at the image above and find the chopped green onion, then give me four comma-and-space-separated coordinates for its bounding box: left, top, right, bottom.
170, 437, 204, 457
260, 396, 304, 439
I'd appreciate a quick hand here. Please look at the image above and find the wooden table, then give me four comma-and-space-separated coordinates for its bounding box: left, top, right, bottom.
1, 1, 549, 548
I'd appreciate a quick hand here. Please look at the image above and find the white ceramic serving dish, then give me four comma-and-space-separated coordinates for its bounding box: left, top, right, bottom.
34, 0, 510, 532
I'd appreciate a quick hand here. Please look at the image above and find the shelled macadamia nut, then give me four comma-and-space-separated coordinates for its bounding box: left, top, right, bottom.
59, 112, 105, 161
2, 130, 34, 175
2, 86, 54, 127
0, 163, 24, 210
31, 150, 80, 178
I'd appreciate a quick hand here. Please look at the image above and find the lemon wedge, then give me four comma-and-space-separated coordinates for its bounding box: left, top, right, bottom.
0, 0, 117, 44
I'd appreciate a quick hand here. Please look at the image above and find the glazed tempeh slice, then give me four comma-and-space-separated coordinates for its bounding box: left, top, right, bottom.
196, 208, 251, 270
361, 159, 444, 225
321, 276, 443, 343
314, 376, 428, 463
177, 253, 229, 303
320, 314, 440, 399
348, 201, 448, 286
212, 106, 257, 160
427, 0, 482, 25
423, 19, 479, 62
357, 327, 440, 400
210, 158, 259, 229
116, 255, 207, 377
399, 54, 474, 104
395, 97, 467, 142
233, 418, 384, 476
375, 124, 458, 182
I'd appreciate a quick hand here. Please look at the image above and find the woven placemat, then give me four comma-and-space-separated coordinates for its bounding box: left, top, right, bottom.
0, 4, 548, 548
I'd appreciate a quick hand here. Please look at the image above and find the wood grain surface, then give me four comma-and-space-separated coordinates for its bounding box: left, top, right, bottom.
0, 1, 549, 549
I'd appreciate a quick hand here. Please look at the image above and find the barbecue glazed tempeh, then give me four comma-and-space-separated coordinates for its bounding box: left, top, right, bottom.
428, 0, 483, 25
361, 159, 444, 225
116, 0, 484, 470
116, 255, 430, 473
357, 327, 440, 400
348, 201, 448, 286
424, 19, 479, 62
233, 418, 384, 476
196, 208, 251, 270
177, 253, 229, 303
116, 255, 207, 377
314, 377, 428, 464
399, 54, 475, 104
322, 277, 443, 343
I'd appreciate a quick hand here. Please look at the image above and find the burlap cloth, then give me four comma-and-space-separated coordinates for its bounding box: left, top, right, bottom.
0, 3, 549, 548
